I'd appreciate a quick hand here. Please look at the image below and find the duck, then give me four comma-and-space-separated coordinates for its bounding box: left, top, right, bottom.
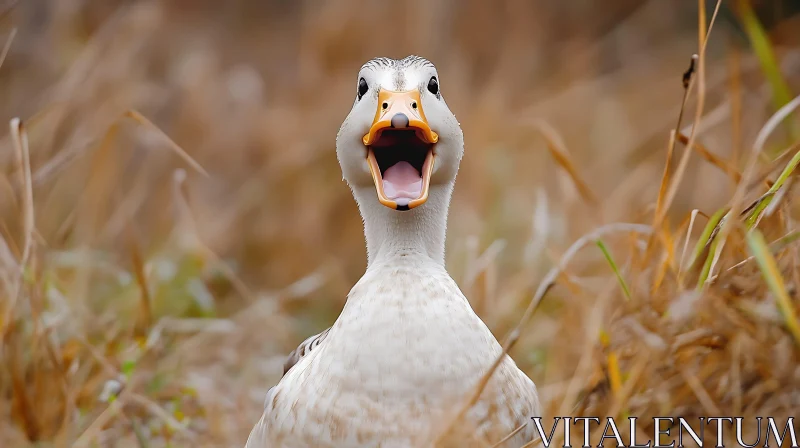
245, 56, 540, 448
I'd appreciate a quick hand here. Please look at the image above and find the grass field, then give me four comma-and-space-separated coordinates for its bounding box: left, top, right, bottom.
1, 1, 799, 446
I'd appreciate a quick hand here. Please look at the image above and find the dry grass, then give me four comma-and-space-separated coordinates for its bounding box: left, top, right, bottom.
1, 1, 799, 447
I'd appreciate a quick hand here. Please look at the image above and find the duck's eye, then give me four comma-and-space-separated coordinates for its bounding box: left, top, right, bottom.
427, 76, 439, 96
357, 78, 369, 100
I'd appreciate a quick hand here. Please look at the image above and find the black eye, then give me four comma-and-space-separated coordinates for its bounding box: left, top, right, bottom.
357, 78, 369, 100
427, 76, 439, 96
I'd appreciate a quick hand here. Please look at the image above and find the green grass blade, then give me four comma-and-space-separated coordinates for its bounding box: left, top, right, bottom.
766, 148, 800, 196
746, 230, 800, 346
687, 208, 726, 271
738, 0, 798, 140
596, 239, 632, 301
745, 194, 774, 229
745, 147, 800, 228
697, 236, 720, 290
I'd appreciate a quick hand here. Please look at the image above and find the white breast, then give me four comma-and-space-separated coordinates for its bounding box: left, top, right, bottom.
247, 255, 540, 447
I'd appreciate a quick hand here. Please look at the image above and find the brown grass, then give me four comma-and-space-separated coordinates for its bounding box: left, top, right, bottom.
1, 1, 800, 447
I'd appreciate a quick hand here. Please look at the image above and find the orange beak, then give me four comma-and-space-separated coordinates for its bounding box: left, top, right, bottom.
363, 89, 439, 211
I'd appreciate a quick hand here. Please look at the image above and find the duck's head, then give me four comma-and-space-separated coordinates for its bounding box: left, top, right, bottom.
336, 56, 464, 212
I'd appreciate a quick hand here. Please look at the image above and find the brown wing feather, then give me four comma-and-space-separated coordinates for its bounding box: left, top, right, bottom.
282, 327, 331, 375
263, 327, 332, 410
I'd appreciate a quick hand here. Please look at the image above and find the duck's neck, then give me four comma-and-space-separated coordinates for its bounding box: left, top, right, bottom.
352, 183, 453, 268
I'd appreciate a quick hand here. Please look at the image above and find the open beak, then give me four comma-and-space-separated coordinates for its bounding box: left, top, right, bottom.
363, 89, 439, 211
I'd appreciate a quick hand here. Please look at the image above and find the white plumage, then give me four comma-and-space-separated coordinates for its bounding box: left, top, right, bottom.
246, 56, 540, 447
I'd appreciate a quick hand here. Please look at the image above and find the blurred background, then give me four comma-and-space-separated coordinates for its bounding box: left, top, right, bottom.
1, 0, 799, 446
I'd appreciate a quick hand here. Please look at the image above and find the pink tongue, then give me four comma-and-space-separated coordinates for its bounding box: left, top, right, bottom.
382, 161, 422, 206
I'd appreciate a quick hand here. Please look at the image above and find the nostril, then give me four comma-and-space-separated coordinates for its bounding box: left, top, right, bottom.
382, 102, 388, 110
390, 113, 409, 129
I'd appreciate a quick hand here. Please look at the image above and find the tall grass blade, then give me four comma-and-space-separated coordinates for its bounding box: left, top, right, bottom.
745, 145, 800, 227
697, 236, 720, 290
746, 230, 800, 346
686, 208, 726, 272
737, 0, 798, 139
596, 239, 632, 301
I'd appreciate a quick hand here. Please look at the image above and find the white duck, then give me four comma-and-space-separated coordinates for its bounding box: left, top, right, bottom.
246, 56, 540, 447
